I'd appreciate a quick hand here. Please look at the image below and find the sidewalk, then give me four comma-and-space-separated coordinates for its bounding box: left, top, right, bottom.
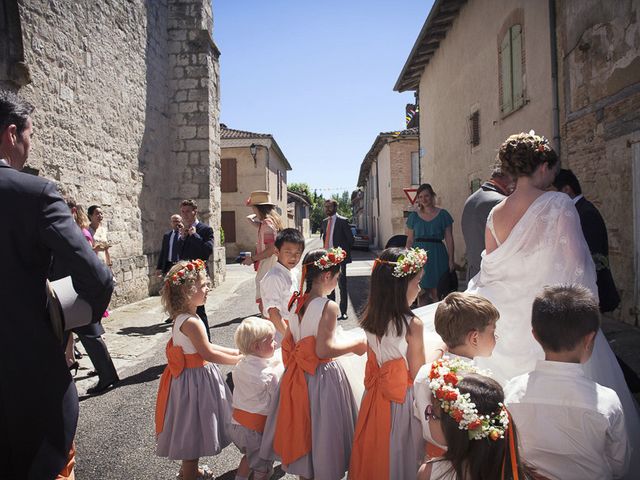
73, 263, 255, 395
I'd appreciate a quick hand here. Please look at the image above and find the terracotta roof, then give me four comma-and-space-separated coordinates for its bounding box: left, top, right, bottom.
357, 128, 419, 187
394, 0, 467, 92
220, 124, 272, 140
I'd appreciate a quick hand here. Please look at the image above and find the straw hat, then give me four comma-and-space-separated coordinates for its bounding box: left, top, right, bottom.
246, 190, 275, 206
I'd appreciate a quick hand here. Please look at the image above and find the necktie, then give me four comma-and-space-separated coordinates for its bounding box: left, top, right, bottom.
171, 231, 179, 262
324, 218, 332, 249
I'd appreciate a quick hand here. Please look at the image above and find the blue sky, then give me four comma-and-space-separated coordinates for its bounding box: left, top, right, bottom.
214, 0, 433, 195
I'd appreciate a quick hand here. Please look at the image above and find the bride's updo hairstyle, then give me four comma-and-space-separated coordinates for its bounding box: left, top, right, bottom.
498, 132, 559, 178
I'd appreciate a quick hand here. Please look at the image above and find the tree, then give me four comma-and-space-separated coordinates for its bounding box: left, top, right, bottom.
331, 190, 352, 221
289, 182, 325, 233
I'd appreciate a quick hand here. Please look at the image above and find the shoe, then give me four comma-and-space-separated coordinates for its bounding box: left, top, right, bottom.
87, 370, 98, 377
86, 377, 119, 395
73, 347, 83, 359
68, 361, 79, 376
338, 313, 349, 320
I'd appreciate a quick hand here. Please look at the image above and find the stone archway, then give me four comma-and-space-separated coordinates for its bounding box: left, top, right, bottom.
0, 0, 30, 90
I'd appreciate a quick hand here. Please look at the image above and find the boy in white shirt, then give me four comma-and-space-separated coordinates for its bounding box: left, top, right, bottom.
230, 317, 284, 480
414, 292, 500, 465
259, 228, 305, 341
504, 284, 630, 480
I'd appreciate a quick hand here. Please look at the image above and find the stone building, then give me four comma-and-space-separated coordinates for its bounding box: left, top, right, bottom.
0, 0, 225, 306
357, 128, 419, 249
220, 125, 291, 259
395, 0, 640, 325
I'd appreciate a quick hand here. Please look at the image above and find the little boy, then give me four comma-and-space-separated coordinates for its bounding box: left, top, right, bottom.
504, 284, 629, 480
413, 292, 500, 459
230, 317, 284, 480
259, 228, 305, 341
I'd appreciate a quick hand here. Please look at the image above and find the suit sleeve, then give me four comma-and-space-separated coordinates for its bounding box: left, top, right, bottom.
192, 224, 214, 260
580, 206, 609, 256
157, 233, 168, 270
38, 182, 114, 324
344, 218, 354, 248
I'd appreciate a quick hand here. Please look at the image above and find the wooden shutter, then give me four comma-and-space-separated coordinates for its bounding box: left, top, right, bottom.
500, 32, 512, 114
470, 110, 480, 146
221, 211, 236, 243
221, 158, 237, 193
511, 25, 524, 109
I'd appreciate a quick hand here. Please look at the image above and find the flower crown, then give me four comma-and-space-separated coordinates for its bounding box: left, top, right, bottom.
374, 247, 428, 278
166, 259, 206, 287
428, 357, 508, 441
313, 247, 347, 270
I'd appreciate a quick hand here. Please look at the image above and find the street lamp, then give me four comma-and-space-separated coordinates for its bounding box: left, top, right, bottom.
250, 143, 258, 166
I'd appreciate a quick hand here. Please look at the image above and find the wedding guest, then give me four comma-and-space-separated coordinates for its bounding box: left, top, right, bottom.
505, 284, 630, 480
405, 184, 454, 305
177, 199, 214, 340
88, 204, 112, 268
0, 88, 113, 478
241, 191, 283, 315
461, 166, 513, 280
321, 199, 354, 319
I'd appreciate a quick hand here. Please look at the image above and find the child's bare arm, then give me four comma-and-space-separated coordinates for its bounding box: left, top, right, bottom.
407, 316, 427, 379
266, 307, 288, 337
315, 301, 367, 358
181, 317, 242, 365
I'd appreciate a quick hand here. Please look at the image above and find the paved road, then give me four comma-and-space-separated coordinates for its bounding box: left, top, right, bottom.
74, 240, 375, 479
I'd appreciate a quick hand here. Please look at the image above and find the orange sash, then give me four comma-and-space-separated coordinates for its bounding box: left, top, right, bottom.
272, 330, 330, 465
233, 408, 267, 433
349, 348, 412, 480
155, 339, 207, 434
425, 442, 446, 459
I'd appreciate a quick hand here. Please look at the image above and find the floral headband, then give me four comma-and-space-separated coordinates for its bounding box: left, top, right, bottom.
373, 247, 428, 278
166, 259, 206, 287
428, 357, 508, 441
314, 247, 347, 270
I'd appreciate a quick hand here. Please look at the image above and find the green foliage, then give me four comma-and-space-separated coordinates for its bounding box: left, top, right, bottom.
219, 226, 225, 245
331, 190, 352, 221
288, 183, 352, 232
288, 182, 312, 198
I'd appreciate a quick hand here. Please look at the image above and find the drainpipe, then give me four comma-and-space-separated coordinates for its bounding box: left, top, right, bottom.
549, 0, 561, 155
415, 89, 422, 182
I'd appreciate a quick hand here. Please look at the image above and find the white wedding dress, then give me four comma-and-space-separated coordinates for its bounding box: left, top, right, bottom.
414, 191, 639, 474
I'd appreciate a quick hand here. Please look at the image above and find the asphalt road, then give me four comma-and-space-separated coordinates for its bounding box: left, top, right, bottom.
74, 245, 376, 479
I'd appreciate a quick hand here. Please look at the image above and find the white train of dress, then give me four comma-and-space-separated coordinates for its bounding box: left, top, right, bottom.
414, 192, 639, 477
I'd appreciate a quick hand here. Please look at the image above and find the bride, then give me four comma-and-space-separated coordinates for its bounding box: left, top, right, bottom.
415, 132, 639, 469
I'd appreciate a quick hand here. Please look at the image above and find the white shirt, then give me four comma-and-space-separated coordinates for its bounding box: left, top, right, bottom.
231, 353, 284, 418
572, 194, 584, 205
504, 360, 630, 480
326, 214, 336, 248
260, 261, 298, 323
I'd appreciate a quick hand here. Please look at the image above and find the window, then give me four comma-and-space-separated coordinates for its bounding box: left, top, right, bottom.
221, 211, 236, 243
499, 24, 524, 115
469, 111, 480, 147
220, 158, 237, 193
411, 151, 420, 185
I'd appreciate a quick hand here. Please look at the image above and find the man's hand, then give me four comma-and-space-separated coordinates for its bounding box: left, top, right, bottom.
155, 269, 163, 278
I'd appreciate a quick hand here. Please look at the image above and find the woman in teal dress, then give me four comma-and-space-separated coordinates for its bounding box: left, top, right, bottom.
405, 183, 455, 305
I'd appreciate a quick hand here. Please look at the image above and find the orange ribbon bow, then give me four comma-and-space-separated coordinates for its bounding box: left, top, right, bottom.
155, 339, 207, 435
349, 347, 413, 480
272, 331, 330, 465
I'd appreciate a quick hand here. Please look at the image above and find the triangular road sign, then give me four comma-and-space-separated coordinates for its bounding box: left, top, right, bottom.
404, 188, 418, 205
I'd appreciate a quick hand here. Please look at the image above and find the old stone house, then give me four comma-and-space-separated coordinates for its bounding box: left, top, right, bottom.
1, 0, 225, 306
395, 0, 640, 325
287, 190, 311, 237
220, 125, 291, 258
357, 128, 419, 249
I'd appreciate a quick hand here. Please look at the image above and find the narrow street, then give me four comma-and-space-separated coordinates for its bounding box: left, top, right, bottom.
74, 236, 376, 479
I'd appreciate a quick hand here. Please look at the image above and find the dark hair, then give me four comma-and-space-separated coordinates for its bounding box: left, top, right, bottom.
324, 199, 338, 208
359, 248, 416, 337
181, 199, 198, 209
490, 164, 510, 180
0, 89, 34, 137
531, 284, 599, 352
301, 249, 341, 295
552, 168, 582, 195
88, 205, 101, 216
439, 374, 533, 480
435, 292, 499, 348
498, 132, 559, 178
417, 183, 436, 198
275, 228, 305, 249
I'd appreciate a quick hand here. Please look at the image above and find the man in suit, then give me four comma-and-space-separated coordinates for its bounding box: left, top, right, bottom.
155, 214, 183, 276
0, 89, 113, 479
178, 199, 214, 339
321, 199, 354, 319
461, 166, 514, 280
553, 169, 620, 312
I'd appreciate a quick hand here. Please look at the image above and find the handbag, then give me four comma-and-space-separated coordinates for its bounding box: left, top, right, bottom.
437, 269, 459, 300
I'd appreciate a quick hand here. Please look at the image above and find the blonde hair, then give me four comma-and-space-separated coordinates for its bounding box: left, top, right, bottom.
234, 317, 275, 355
435, 292, 499, 348
160, 261, 209, 318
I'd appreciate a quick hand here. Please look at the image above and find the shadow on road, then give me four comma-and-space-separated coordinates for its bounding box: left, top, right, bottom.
79, 364, 166, 403
117, 322, 171, 337
212, 314, 261, 329
216, 465, 287, 480
347, 276, 370, 319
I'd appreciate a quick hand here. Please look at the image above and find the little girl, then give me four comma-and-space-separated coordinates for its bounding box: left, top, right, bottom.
230, 317, 284, 480
155, 260, 243, 480
260, 247, 367, 480
420, 363, 536, 480
350, 247, 428, 480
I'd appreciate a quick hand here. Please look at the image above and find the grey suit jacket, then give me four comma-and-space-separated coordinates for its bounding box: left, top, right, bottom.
461, 182, 506, 280
0, 162, 113, 479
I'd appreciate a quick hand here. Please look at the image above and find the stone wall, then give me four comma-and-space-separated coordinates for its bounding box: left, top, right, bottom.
557, 0, 640, 325
8, 0, 224, 305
